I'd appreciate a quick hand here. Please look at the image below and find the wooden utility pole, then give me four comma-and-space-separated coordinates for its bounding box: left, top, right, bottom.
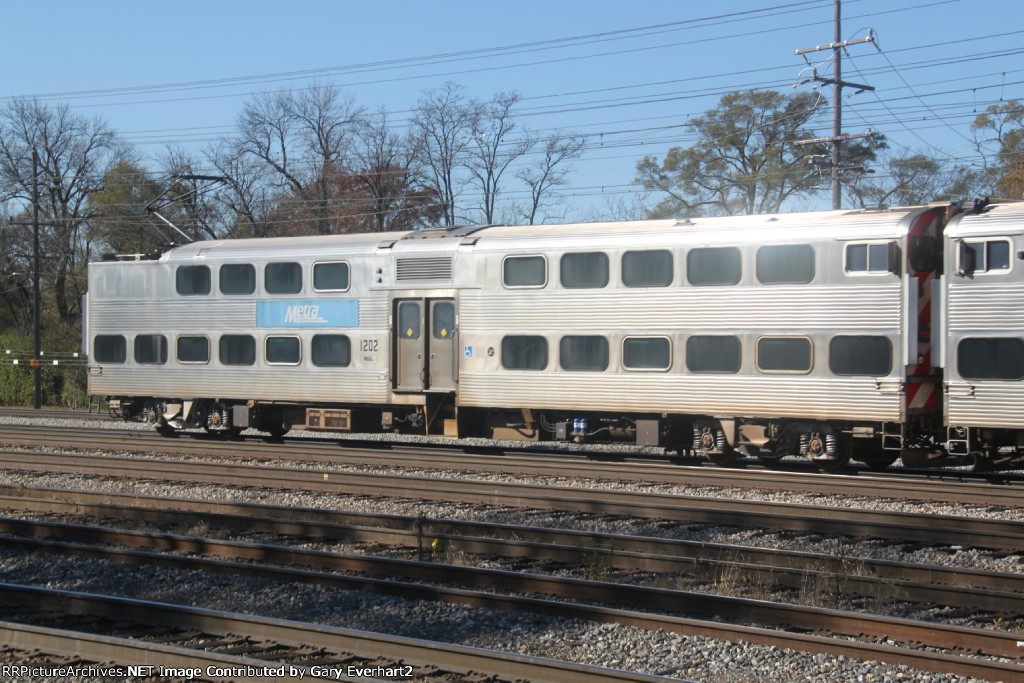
794, 0, 876, 209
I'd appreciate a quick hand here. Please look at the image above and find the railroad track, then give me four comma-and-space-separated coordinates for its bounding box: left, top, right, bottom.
1, 584, 664, 682
0, 448, 1021, 551
2, 484, 1022, 615
2, 421, 1023, 507
0, 516, 1021, 681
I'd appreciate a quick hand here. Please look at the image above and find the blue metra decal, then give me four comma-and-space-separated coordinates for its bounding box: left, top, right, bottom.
257, 300, 359, 327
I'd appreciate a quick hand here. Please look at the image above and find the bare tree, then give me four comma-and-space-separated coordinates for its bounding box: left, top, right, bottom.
412, 82, 481, 226
234, 82, 364, 235
0, 99, 133, 324
516, 132, 586, 224
350, 110, 440, 232
465, 91, 534, 224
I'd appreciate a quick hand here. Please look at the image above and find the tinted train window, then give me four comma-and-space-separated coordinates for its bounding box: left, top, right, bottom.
622, 250, 673, 287
502, 336, 548, 370
266, 336, 300, 365
176, 336, 209, 363
93, 335, 126, 364
960, 240, 1011, 275
313, 262, 350, 291
687, 247, 741, 286
623, 337, 671, 370
175, 265, 210, 295
433, 302, 455, 340
686, 336, 741, 373
829, 336, 892, 376
958, 338, 1024, 380
220, 335, 255, 366
560, 336, 609, 371
503, 256, 546, 287
134, 335, 167, 365
757, 337, 812, 373
265, 262, 302, 294
560, 252, 608, 289
220, 264, 255, 295
312, 335, 351, 367
756, 245, 814, 284
846, 243, 891, 273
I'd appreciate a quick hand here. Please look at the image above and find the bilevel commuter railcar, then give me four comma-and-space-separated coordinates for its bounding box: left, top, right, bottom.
84, 201, 1023, 471
939, 202, 1024, 468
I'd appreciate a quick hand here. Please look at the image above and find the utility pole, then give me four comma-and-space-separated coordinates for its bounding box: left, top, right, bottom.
794, 0, 876, 209
31, 145, 41, 410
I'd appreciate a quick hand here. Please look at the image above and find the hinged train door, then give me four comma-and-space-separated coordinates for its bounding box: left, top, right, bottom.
393, 298, 457, 392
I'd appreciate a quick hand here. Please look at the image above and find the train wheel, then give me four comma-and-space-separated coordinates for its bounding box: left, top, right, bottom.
154, 423, 175, 436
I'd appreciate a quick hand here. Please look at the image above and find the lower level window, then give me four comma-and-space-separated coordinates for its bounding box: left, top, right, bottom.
686, 336, 741, 373
312, 335, 351, 367
93, 335, 126, 364
757, 337, 812, 373
176, 336, 209, 363
502, 336, 548, 370
266, 336, 301, 365
622, 337, 671, 370
134, 335, 167, 365
829, 336, 891, 376
220, 335, 256, 366
560, 336, 608, 371
958, 337, 1024, 380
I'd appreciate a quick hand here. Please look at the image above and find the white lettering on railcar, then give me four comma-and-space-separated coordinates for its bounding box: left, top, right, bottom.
283, 304, 328, 324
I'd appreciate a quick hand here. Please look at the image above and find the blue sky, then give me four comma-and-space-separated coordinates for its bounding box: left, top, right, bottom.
3, 0, 1021, 220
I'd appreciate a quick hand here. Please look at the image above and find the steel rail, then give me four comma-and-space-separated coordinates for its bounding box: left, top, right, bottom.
1, 450, 1022, 551
2, 486, 1022, 614
0, 621, 336, 682
0, 583, 667, 683
2, 422, 1023, 507
0, 529, 1021, 681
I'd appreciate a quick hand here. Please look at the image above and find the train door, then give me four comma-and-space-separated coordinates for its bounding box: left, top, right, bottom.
393, 297, 457, 392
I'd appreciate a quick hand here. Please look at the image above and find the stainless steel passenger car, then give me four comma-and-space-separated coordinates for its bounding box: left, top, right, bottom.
87, 204, 962, 469
940, 202, 1024, 465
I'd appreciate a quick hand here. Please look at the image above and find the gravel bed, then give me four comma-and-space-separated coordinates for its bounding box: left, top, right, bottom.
0, 415, 1011, 682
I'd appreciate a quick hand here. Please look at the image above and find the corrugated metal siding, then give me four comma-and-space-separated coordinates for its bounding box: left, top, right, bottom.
946, 383, 1024, 429
458, 372, 900, 421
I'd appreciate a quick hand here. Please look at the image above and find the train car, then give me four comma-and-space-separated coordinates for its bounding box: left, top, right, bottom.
85, 204, 951, 470
940, 202, 1024, 467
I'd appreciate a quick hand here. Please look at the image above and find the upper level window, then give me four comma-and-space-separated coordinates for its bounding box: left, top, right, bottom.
313, 261, 350, 291
501, 335, 548, 370
175, 265, 210, 295
134, 335, 167, 365
265, 262, 302, 294
959, 240, 1011, 275
93, 335, 126, 364
756, 245, 814, 284
622, 337, 671, 371
757, 336, 812, 373
503, 255, 546, 288
845, 243, 893, 274
176, 336, 209, 364
560, 336, 609, 371
622, 250, 673, 287
560, 252, 608, 289
220, 264, 255, 295
687, 247, 741, 286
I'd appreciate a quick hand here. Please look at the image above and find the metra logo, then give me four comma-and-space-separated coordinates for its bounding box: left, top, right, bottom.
283, 304, 328, 324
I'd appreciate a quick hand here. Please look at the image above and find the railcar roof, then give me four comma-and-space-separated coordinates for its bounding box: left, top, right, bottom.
145, 206, 940, 264
945, 201, 1024, 238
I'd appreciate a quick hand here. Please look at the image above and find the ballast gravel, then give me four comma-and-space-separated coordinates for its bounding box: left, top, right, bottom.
0, 415, 1010, 683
